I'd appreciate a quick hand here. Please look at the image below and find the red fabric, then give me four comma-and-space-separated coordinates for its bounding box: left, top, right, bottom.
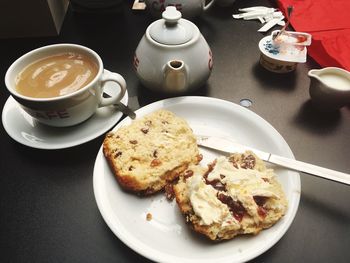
276, 0, 350, 70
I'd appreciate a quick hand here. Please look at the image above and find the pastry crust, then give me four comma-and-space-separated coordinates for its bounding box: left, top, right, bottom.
103, 109, 200, 195
174, 151, 288, 241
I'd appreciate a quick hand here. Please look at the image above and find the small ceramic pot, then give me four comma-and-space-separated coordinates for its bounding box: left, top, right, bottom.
308, 67, 350, 111
258, 31, 311, 74
259, 53, 297, 73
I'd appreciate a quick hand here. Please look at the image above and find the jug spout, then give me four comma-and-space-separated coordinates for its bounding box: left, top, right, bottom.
308, 69, 322, 79
308, 69, 324, 87
163, 60, 188, 92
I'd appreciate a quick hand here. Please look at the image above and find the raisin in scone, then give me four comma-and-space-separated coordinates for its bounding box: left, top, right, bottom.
173, 151, 288, 241
103, 109, 201, 195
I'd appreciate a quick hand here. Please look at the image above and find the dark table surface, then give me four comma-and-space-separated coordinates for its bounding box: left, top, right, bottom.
1, 1, 349, 262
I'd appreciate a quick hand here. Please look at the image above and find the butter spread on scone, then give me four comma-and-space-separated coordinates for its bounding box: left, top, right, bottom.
174, 151, 288, 241
189, 175, 234, 226
103, 109, 201, 195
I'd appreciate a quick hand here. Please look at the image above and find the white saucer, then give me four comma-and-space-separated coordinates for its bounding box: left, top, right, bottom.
1, 91, 128, 150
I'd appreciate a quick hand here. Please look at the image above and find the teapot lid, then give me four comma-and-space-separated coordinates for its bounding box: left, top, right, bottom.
149, 6, 195, 45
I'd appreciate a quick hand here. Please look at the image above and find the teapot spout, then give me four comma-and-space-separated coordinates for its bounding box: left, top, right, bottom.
163, 60, 187, 92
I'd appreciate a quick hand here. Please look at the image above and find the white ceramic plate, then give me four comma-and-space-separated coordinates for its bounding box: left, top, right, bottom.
1, 90, 128, 150
93, 96, 301, 263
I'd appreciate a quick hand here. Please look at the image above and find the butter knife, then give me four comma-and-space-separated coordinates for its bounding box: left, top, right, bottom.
197, 135, 350, 186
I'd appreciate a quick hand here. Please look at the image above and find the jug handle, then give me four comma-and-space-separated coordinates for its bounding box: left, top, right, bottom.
204, 0, 216, 10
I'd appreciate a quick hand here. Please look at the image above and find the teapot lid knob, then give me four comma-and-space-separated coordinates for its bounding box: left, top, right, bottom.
148, 6, 196, 45
162, 6, 181, 24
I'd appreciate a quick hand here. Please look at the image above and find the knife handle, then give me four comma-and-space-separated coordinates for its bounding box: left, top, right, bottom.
269, 155, 350, 185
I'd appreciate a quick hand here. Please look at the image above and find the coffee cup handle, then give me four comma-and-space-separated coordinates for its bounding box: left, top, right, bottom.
204, 0, 216, 10
99, 70, 127, 107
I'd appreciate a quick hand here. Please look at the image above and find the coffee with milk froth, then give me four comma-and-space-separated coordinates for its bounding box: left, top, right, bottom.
15, 52, 98, 98
6, 44, 127, 127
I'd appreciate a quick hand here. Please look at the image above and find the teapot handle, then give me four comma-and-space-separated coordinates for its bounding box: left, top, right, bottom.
204, 0, 216, 10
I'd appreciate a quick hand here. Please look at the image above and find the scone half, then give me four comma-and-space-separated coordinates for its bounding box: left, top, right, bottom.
174, 151, 288, 241
103, 109, 201, 195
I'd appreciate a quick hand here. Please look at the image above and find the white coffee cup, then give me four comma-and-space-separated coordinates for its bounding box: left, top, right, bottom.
5, 43, 127, 127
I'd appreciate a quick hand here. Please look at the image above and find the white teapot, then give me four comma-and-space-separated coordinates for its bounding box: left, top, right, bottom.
134, 6, 213, 93
144, 0, 216, 19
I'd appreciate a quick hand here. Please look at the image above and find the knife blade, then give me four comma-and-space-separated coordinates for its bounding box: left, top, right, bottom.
196, 135, 350, 186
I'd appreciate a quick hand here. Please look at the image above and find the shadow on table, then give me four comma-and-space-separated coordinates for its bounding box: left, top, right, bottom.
136, 82, 211, 107
252, 62, 297, 92
300, 190, 350, 224
293, 100, 342, 135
